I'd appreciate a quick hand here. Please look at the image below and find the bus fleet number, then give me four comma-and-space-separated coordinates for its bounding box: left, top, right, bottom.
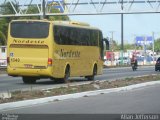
11, 58, 20, 62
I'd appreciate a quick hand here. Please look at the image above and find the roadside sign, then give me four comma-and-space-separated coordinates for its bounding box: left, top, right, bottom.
47, 0, 65, 13
136, 36, 153, 46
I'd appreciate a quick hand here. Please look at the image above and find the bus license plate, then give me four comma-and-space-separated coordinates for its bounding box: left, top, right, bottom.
24, 64, 33, 68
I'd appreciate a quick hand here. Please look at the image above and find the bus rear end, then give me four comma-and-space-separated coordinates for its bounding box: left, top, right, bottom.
7, 20, 53, 83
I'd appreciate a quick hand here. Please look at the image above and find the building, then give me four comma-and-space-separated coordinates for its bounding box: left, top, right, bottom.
0, 46, 7, 67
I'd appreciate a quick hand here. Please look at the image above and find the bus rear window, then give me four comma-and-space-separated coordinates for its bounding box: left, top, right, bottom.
10, 21, 49, 38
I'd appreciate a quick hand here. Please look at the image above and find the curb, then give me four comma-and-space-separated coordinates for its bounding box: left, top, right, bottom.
0, 74, 7, 77
0, 80, 160, 111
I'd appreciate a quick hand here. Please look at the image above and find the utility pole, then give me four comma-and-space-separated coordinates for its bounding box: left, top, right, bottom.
121, 0, 124, 65
152, 32, 155, 63
143, 36, 147, 65
134, 35, 136, 52
110, 31, 114, 50
110, 31, 115, 66
112, 31, 114, 53
41, 0, 46, 19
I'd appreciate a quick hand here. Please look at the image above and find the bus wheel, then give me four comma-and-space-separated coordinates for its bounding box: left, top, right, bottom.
86, 65, 97, 81
22, 77, 36, 84
62, 66, 70, 83
54, 66, 70, 83
54, 78, 64, 83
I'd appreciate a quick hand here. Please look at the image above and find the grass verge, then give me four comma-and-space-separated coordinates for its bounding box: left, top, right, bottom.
0, 74, 160, 104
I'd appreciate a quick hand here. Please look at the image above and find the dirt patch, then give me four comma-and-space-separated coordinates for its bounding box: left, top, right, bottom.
0, 74, 160, 104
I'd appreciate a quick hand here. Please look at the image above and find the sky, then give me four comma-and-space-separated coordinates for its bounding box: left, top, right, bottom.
1, 0, 160, 45
70, 13, 160, 44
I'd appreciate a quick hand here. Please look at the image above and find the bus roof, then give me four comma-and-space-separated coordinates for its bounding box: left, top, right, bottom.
53, 21, 90, 26
53, 21, 100, 30
10, 19, 50, 23
10, 19, 100, 31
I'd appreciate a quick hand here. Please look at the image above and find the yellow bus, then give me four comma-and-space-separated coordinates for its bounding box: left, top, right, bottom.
7, 19, 105, 84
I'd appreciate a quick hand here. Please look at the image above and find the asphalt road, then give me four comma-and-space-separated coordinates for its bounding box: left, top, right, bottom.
0, 66, 158, 92
1, 83, 160, 114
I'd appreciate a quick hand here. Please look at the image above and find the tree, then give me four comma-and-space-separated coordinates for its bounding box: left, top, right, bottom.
154, 38, 160, 53
0, 31, 6, 45
0, 1, 19, 45
0, 1, 19, 22
0, 18, 8, 45
20, 5, 41, 19
48, 8, 69, 21
123, 44, 135, 51
21, 5, 70, 20
111, 40, 120, 51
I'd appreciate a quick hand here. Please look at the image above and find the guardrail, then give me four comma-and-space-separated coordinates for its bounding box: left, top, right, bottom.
104, 60, 156, 67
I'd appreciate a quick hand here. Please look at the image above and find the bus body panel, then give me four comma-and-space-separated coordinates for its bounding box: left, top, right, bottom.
7, 67, 53, 77
52, 45, 103, 78
7, 20, 54, 77
9, 45, 48, 69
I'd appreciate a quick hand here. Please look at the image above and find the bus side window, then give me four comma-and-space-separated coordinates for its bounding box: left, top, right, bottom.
85, 30, 91, 46
99, 31, 104, 59
90, 30, 98, 46
94, 31, 98, 46
83, 29, 90, 46
54, 26, 60, 44
70, 28, 78, 45
70, 28, 74, 45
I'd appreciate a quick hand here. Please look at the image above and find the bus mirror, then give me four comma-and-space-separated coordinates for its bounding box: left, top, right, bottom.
103, 38, 109, 50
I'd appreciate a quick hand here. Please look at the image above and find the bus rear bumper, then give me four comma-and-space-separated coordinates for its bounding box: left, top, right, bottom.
7, 67, 53, 77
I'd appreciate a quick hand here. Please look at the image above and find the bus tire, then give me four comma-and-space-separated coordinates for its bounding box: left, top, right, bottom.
22, 77, 36, 84
86, 65, 97, 81
54, 78, 64, 83
63, 65, 70, 83
56, 65, 70, 83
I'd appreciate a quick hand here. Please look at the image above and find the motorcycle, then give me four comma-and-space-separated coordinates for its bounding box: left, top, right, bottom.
131, 63, 137, 71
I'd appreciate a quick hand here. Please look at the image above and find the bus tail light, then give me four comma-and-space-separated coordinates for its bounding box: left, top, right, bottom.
7, 57, 10, 64
48, 58, 52, 66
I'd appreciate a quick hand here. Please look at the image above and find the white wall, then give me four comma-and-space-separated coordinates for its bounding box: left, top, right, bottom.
0, 46, 7, 66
